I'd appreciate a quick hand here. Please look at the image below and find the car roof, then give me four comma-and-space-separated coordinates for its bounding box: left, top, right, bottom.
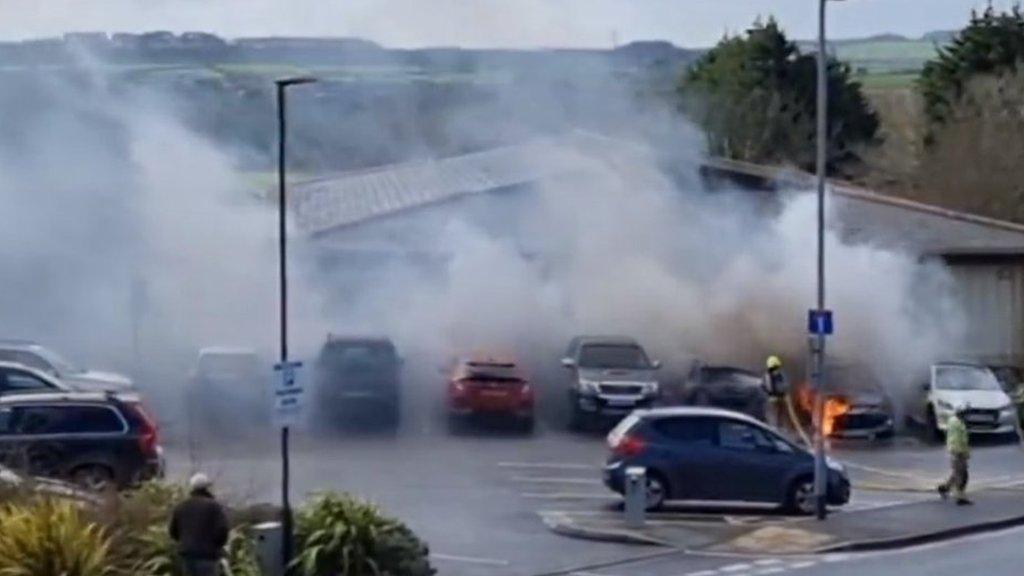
0, 361, 67, 383
462, 353, 517, 365
198, 347, 258, 357
573, 336, 640, 346
631, 406, 766, 427
934, 361, 990, 369
699, 365, 759, 376
0, 390, 134, 406
324, 335, 395, 345
0, 342, 44, 352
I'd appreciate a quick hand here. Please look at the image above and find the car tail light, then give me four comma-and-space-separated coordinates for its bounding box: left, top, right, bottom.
611, 434, 646, 457
450, 380, 467, 396
127, 402, 159, 457
519, 382, 534, 399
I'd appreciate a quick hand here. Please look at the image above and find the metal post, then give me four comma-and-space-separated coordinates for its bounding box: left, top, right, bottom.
275, 75, 315, 570
275, 80, 293, 570
624, 467, 647, 529
812, 0, 830, 521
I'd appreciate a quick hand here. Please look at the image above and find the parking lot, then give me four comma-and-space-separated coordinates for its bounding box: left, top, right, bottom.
164, 388, 1024, 576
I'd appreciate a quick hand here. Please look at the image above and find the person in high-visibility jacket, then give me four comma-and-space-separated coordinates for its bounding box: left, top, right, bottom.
937, 404, 972, 505
763, 356, 788, 428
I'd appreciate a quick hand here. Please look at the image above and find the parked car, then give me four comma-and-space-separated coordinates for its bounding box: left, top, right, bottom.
446, 355, 534, 432
685, 364, 767, 421
314, 336, 401, 430
908, 362, 1018, 439
602, 407, 850, 513
562, 336, 661, 430
0, 391, 163, 490
0, 362, 71, 396
794, 362, 895, 440
188, 347, 268, 432
986, 362, 1024, 427
0, 340, 134, 392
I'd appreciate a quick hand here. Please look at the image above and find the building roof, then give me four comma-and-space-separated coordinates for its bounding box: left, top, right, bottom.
290, 133, 1024, 257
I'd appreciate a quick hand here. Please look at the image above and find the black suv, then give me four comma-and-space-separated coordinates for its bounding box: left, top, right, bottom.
314, 336, 401, 429
0, 392, 163, 490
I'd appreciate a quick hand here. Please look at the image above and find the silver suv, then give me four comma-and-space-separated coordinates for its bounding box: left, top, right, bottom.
562, 336, 661, 430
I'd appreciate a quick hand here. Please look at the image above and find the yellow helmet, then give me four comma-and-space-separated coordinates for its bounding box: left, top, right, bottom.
766, 355, 782, 370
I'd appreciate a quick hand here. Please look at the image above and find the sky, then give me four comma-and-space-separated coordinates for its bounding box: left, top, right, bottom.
0, 0, 1015, 48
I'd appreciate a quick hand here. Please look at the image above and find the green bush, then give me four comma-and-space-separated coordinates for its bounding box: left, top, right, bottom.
0, 498, 116, 576
293, 493, 434, 576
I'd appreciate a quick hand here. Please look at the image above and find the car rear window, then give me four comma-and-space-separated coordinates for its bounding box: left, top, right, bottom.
12, 405, 125, 435
320, 343, 397, 373
463, 362, 521, 381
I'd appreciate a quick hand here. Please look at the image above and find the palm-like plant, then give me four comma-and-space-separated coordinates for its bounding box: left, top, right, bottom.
0, 498, 116, 576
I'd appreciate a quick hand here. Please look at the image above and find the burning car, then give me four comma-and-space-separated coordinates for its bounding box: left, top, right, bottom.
446, 355, 534, 432
796, 362, 895, 440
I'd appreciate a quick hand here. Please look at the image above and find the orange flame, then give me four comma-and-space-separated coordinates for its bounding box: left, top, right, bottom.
823, 397, 851, 436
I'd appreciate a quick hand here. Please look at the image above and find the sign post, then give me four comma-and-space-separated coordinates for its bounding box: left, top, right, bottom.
808, 308, 833, 520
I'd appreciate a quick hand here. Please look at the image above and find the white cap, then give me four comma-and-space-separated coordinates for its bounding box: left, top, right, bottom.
189, 472, 212, 491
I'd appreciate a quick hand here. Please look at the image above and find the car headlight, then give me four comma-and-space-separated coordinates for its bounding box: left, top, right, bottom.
826, 456, 846, 474
578, 380, 601, 395
936, 399, 954, 411
646, 382, 660, 396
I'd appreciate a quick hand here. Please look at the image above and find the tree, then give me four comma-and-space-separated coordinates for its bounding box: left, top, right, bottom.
680, 18, 879, 173
920, 4, 1024, 127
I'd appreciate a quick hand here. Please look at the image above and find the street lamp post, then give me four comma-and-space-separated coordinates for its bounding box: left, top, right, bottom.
275, 76, 316, 568
812, 0, 832, 521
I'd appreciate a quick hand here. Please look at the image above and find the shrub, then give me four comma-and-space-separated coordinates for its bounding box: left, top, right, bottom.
0, 498, 116, 576
293, 493, 434, 576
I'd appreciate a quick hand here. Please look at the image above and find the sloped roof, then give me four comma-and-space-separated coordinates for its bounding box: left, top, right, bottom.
290, 134, 1024, 256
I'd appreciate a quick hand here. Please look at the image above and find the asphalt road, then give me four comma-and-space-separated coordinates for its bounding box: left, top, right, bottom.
164, 391, 1024, 576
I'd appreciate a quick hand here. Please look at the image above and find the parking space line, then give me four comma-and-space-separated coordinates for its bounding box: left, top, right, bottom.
513, 476, 603, 485
499, 461, 597, 470
786, 560, 817, 570
522, 492, 619, 500
720, 563, 752, 572
430, 553, 510, 566
753, 559, 783, 566
683, 570, 718, 576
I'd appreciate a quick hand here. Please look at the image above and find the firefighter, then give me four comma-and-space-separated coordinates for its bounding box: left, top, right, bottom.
937, 404, 972, 506
763, 355, 789, 429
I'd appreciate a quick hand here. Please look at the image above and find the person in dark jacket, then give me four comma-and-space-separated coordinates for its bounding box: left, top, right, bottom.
169, 473, 230, 576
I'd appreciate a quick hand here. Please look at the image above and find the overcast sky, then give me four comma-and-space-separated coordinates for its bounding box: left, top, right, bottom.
0, 0, 1013, 48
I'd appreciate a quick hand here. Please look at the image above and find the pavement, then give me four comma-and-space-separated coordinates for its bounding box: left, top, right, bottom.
543, 488, 1024, 555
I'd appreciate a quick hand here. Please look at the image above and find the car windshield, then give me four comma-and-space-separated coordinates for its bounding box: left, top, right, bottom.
935, 365, 1003, 391
33, 347, 82, 375
322, 343, 396, 374
199, 354, 258, 378
578, 344, 650, 369
464, 361, 521, 381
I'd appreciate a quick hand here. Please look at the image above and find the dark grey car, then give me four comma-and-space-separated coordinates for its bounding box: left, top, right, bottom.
685, 364, 767, 421
315, 336, 401, 430
562, 336, 661, 430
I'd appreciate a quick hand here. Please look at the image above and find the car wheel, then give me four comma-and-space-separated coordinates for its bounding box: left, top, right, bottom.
71, 465, 115, 492
645, 472, 669, 511
447, 414, 465, 435
786, 477, 816, 515
519, 416, 535, 434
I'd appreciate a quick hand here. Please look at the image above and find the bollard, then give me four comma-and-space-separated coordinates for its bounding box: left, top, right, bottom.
253, 521, 285, 576
624, 466, 647, 529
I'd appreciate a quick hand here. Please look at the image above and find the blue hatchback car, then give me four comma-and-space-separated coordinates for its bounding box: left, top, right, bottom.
603, 407, 850, 513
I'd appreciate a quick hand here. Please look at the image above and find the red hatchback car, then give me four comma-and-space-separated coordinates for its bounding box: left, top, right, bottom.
447, 357, 534, 432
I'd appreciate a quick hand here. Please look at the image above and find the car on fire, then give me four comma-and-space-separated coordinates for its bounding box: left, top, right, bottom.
794, 362, 895, 440
562, 336, 662, 430
602, 407, 850, 513
187, 347, 269, 432
0, 340, 134, 393
909, 362, 1018, 440
314, 336, 402, 430
684, 363, 767, 421
446, 355, 534, 432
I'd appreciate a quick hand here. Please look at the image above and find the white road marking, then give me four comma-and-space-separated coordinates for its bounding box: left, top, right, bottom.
720, 563, 753, 572
683, 570, 718, 576
522, 492, 619, 499
754, 558, 784, 566
429, 553, 510, 566
786, 560, 817, 570
512, 476, 603, 485
569, 572, 617, 576
499, 461, 597, 470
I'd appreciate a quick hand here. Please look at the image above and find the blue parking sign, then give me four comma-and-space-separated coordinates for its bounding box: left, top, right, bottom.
808, 309, 834, 335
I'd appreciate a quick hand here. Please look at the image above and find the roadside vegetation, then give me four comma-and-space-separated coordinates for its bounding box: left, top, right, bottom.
0, 483, 434, 576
